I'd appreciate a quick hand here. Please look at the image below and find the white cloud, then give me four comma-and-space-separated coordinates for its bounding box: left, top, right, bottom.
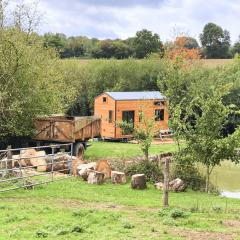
38, 0, 240, 43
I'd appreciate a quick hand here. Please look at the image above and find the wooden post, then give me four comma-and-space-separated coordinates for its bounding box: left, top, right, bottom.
6, 145, 12, 170
163, 157, 170, 207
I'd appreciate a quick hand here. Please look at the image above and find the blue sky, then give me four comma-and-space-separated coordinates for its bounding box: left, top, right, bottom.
38, 0, 240, 43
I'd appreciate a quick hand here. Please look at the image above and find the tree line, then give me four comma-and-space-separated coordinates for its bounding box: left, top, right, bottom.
43, 23, 240, 60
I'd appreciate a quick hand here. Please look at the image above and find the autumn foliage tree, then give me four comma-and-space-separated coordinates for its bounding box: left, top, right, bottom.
166, 36, 201, 60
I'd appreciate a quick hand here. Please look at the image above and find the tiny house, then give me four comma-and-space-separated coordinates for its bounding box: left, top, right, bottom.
94, 91, 169, 140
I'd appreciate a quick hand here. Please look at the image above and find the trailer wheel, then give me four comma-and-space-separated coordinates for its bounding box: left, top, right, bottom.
73, 142, 85, 159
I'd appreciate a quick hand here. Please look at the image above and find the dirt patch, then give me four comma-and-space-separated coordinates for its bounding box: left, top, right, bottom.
224, 220, 240, 228
173, 228, 238, 240
152, 138, 175, 145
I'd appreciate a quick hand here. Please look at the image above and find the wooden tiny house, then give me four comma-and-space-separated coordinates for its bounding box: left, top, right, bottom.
94, 91, 169, 140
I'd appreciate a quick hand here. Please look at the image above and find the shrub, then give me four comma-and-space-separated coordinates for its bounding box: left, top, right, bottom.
72, 209, 92, 217
72, 226, 84, 233
158, 208, 190, 219
170, 208, 188, 219
123, 222, 135, 229
171, 153, 206, 191
158, 208, 170, 217
162, 218, 178, 226
36, 230, 48, 238
125, 160, 163, 182
56, 229, 69, 236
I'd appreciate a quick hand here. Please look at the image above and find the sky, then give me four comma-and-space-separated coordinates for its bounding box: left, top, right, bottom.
37, 0, 240, 43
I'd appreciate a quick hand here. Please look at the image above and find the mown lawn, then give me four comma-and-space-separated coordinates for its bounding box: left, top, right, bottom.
0, 179, 240, 239
85, 141, 177, 159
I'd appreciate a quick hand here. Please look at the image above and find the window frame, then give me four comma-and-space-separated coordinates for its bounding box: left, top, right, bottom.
108, 110, 113, 123
155, 109, 164, 121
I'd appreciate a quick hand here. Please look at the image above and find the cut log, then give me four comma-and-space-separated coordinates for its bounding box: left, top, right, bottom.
77, 162, 96, 181
35, 151, 47, 172
169, 178, 186, 192
111, 171, 126, 184
20, 149, 47, 170
131, 174, 147, 190
87, 171, 105, 184
155, 178, 186, 192
154, 182, 164, 190
95, 160, 111, 179
71, 157, 85, 176
45, 153, 70, 173
19, 149, 35, 166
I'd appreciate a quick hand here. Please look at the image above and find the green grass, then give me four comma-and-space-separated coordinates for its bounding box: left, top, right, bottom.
1, 141, 240, 239
0, 179, 240, 239
85, 141, 177, 159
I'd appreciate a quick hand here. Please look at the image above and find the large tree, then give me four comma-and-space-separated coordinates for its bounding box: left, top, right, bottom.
231, 36, 240, 56
200, 23, 231, 59
173, 86, 240, 192
0, 1, 76, 140
133, 29, 163, 58
159, 59, 240, 192
43, 33, 68, 56
91, 40, 131, 59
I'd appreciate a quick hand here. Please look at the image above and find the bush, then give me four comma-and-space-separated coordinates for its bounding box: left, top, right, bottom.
123, 222, 135, 229
170, 209, 188, 219
171, 153, 206, 191
72, 226, 84, 233
36, 230, 48, 238
125, 160, 163, 182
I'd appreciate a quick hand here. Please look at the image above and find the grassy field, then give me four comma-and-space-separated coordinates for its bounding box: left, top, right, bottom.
85, 141, 177, 159
64, 58, 233, 68
0, 179, 240, 239
200, 59, 233, 68
1, 141, 240, 239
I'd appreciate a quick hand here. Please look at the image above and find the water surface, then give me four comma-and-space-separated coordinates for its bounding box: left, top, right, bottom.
209, 161, 240, 199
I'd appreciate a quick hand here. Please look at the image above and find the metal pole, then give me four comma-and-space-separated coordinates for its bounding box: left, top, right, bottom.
51, 146, 55, 181
163, 157, 170, 208
69, 143, 73, 175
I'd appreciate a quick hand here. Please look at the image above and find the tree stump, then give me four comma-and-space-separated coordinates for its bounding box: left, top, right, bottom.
87, 171, 105, 184
131, 174, 147, 189
111, 171, 126, 184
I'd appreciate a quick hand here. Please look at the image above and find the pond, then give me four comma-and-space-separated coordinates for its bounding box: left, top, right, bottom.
209, 161, 240, 199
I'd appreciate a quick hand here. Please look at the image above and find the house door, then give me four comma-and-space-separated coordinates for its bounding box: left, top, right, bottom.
122, 111, 135, 135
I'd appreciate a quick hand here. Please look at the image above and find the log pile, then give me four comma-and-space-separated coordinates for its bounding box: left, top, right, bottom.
2, 147, 177, 192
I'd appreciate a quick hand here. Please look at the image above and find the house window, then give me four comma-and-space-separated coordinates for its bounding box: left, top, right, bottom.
103, 97, 107, 103
109, 110, 113, 123
154, 101, 165, 106
122, 111, 135, 123
155, 109, 164, 121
